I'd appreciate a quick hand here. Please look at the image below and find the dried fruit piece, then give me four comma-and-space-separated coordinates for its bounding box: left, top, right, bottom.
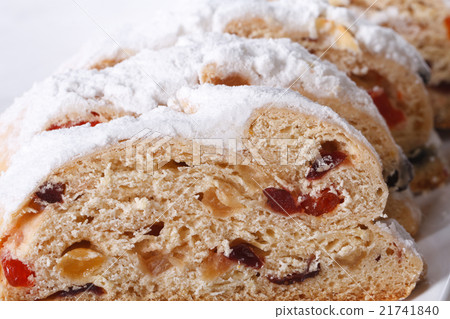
263, 187, 298, 215
306, 151, 347, 180
316, 18, 360, 52
263, 188, 344, 216
300, 189, 344, 217
228, 243, 264, 269
368, 87, 406, 128
268, 264, 321, 285
46, 120, 101, 131
35, 182, 66, 204
1, 255, 35, 287
445, 16, 450, 40
202, 184, 244, 217
45, 284, 105, 300
167, 246, 188, 269
202, 188, 234, 217
57, 248, 105, 280
268, 256, 320, 285
215, 180, 244, 209
140, 251, 172, 277
201, 250, 235, 280
61, 240, 92, 255
27, 198, 45, 213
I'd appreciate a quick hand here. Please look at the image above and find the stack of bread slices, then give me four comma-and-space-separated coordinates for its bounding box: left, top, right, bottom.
0, 0, 447, 300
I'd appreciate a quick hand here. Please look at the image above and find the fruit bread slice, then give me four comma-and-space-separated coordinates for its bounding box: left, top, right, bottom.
0, 85, 423, 300
65, 0, 432, 155
329, 0, 450, 130
0, 33, 420, 234
64, 0, 444, 192
201, 0, 442, 193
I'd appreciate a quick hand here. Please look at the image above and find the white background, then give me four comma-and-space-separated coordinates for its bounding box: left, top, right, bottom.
0, 0, 449, 301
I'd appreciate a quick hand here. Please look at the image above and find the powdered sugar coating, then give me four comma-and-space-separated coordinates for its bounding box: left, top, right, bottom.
211, 0, 429, 76
375, 218, 422, 259
0, 85, 377, 225
61, 0, 429, 78
0, 33, 388, 171
355, 6, 400, 26
354, 23, 428, 76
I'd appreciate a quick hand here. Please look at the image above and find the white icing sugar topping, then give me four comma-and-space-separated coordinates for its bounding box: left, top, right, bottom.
0, 33, 386, 170
357, 6, 400, 26
0, 85, 374, 223
211, 0, 429, 75
61, 0, 429, 78
354, 23, 428, 76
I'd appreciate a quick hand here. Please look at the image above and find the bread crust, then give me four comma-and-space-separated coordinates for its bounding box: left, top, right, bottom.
0, 33, 421, 233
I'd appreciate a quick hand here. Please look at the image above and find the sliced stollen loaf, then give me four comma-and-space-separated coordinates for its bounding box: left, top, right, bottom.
0, 34, 421, 234
198, 0, 441, 193
330, 0, 450, 130
61, 0, 443, 192
0, 85, 423, 300
64, 0, 432, 155
328, 0, 450, 191
0, 34, 404, 185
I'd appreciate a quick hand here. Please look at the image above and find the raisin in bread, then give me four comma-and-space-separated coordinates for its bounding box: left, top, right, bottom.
0, 34, 420, 234
0, 85, 423, 300
62, 0, 443, 192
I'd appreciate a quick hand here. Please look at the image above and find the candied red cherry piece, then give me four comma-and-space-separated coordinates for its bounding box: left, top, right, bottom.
263, 187, 343, 217
368, 87, 406, 128
445, 16, 450, 40
306, 151, 347, 180
300, 189, 344, 217
263, 188, 298, 215
35, 182, 66, 204
1, 255, 35, 287
228, 243, 264, 269
46, 120, 101, 131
